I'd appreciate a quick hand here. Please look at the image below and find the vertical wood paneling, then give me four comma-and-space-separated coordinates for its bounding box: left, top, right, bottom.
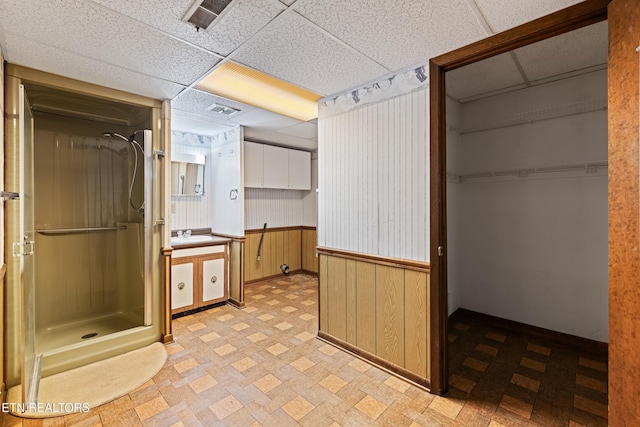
356, 261, 376, 353
244, 233, 262, 282
286, 229, 301, 271
229, 240, 242, 303
375, 265, 405, 366
345, 259, 357, 345
327, 256, 347, 340
318, 89, 429, 261
275, 230, 285, 268
302, 229, 318, 273
405, 270, 428, 377
319, 255, 328, 332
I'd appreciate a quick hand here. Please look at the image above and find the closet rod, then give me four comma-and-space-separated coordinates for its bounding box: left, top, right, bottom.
449, 161, 607, 182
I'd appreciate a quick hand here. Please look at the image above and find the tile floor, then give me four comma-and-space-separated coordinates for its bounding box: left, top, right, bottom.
2, 274, 608, 426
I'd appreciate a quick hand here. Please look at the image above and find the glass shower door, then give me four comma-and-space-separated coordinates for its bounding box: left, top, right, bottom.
18, 84, 38, 405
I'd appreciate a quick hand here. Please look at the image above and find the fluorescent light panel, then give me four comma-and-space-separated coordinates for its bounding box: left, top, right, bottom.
196, 62, 321, 121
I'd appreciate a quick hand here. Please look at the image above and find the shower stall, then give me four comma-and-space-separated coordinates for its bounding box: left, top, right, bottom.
4, 65, 166, 403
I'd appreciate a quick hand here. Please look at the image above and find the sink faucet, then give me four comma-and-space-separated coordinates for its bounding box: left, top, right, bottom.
185, 229, 192, 237
177, 230, 184, 238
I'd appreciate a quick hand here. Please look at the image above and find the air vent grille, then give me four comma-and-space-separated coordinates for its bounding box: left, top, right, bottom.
208, 103, 239, 116
185, 0, 234, 31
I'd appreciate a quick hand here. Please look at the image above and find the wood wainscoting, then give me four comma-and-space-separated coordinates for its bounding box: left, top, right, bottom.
244, 226, 318, 283
317, 248, 431, 389
227, 237, 245, 308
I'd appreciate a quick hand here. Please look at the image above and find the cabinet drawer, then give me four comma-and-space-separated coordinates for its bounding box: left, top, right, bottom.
171, 263, 194, 310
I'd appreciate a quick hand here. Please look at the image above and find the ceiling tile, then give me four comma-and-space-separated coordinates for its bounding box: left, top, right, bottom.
1, 0, 220, 86
231, 11, 389, 96
172, 89, 255, 121
447, 52, 527, 102
474, 0, 584, 33
514, 21, 607, 82
276, 122, 318, 139
93, 0, 286, 56
292, 0, 488, 71
278, 0, 296, 6
2, 34, 185, 99
172, 110, 236, 135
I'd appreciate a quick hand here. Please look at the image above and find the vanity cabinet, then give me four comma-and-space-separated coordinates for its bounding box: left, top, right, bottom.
171, 245, 228, 315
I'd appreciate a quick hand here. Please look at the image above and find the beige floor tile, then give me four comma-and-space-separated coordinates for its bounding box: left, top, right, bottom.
299, 313, 315, 321
510, 373, 540, 392
575, 373, 607, 393
383, 376, 411, 393
266, 300, 281, 306
452, 322, 470, 331
189, 374, 217, 393
463, 357, 488, 372
258, 314, 275, 321
232, 357, 258, 372
428, 395, 463, 420
486, 331, 507, 343
198, 331, 220, 342
354, 395, 388, 420
527, 343, 551, 356
574, 394, 608, 418
578, 357, 607, 372
243, 306, 258, 313
301, 300, 315, 306
165, 343, 185, 355
295, 331, 315, 341
520, 357, 547, 373
267, 343, 289, 356
134, 396, 169, 421
254, 374, 283, 394
247, 332, 267, 343
290, 357, 316, 372
282, 306, 298, 313
275, 322, 293, 331
499, 395, 533, 419
217, 314, 235, 322
174, 358, 199, 374
319, 374, 348, 393
282, 396, 315, 421
210, 395, 243, 420
348, 359, 371, 373
186, 322, 206, 332
214, 343, 237, 356
232, 322, 250, 331
449, 374, 476, 393
319, 345, 339, 356
476, 343, 499, 356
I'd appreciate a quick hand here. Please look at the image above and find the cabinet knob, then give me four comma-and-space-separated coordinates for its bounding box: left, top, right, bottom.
210, 276, 217, 284
177, 282, 185, 290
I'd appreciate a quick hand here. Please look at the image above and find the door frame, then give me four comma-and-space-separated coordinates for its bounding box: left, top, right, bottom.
428, 0, 610, 394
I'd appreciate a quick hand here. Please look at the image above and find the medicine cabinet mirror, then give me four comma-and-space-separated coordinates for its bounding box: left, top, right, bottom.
171, 153, 205, 196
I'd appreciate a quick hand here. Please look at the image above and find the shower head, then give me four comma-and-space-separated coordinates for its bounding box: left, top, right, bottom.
102, 132, 130, 142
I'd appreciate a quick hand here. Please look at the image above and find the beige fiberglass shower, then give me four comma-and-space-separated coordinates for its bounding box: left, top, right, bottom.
4, 65, 166, 404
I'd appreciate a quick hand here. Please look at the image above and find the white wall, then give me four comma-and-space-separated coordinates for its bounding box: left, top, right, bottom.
210, 131, 243, 237
318, 88, 429, 261
448, 70, 608, 342
446, 96, 463, 315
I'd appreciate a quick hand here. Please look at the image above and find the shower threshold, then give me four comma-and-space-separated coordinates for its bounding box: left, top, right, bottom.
36, 312, 141, 354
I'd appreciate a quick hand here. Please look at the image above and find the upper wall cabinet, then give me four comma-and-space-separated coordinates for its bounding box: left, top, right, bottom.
244, 141, 311, 190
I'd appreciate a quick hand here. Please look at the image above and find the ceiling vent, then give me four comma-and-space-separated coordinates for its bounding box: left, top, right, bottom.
208, 103, 240, 116
184, 0, 234, 31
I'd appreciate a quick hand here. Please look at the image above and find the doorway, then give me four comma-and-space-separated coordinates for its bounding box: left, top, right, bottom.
428, 0, 609, 395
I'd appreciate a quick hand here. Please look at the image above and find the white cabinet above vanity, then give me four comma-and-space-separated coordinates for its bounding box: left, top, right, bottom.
244, 141, 311, 190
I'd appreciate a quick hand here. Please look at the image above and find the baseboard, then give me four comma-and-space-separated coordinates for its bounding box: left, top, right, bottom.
161, 334, 174, 344
450, 308, 608, 354
300, 269, 318, 276
228, 298, 246, 309
245, 270, 305, 285
317, 331, 431, 392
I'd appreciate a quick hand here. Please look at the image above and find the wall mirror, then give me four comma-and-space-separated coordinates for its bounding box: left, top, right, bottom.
171, 153, 205, 196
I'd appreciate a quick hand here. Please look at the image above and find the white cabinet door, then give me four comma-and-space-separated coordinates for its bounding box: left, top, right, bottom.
171, 262, 194, 310
288, 149, 311, 190
201, 257, 226, 303
263, 145, 289, 188
244, 141, 264, 188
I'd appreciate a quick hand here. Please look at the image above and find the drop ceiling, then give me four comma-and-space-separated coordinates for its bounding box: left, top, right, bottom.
0, 0, 606, 150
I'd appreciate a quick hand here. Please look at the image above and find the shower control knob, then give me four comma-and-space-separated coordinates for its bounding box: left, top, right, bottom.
210, 276, 217, 284
177, 282, 185, 290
